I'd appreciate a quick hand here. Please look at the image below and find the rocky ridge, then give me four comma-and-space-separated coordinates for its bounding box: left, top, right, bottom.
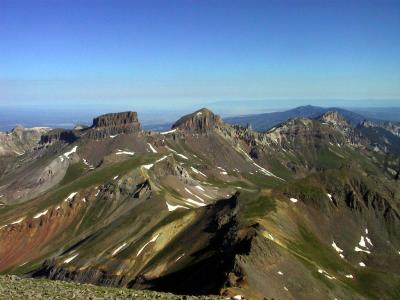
0, 126, 50, 156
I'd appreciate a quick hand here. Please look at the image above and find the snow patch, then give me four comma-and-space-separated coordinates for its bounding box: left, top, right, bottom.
34, 209, 48, 219
64, 254, 79, 264
110, 134, 118, 138
113, 175, 119, 180
277, 271, 284, 276
327, 193, 333, 202
165, 146, 177, 154
345, 274, 354, 279
142, 164, 154, 170
166, 202, 189, 211
195, 185, 205, 192
137, 234, 160, 256
147, 143, 158, 153
116, 150, 135, 156
64, 192, 78, 202
185, 198, 206, 207
63, 146, 78, 159
156, 155, 168, 163
175, 253, 185, 262
358, 236, 368, 248
355, 246, 371, 254
176, 153, 189, 160
359, 262, 366, 267
318, 269, 336, 280
82, 159, 94, 169
184, 188, 204, 202
160, 129, 176, 135
191, 166, 207, 177
112, 243, 127, 256
289, 197, 298, 203
332, 241, 343, 253
237, 148, 285, 180
11, 217, 25, 225
220, 171, 228, 175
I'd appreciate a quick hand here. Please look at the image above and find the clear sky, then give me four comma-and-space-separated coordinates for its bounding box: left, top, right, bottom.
1, 0, 400, 113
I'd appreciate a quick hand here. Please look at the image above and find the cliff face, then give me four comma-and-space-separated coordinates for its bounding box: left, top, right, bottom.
87, 112, 142, 139
40, 129, 79, 144
172, 108, 223, 133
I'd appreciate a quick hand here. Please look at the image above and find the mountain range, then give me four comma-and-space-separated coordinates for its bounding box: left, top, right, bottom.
0, 107, 399, 299
224, 105, 373, 132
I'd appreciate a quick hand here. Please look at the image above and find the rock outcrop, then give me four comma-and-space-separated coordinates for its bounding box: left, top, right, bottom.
0, 126, 50, 156
319, 111, 352, 133
40, 129, 79, 145
172, 108, 223, 133
87, 112, 142, 139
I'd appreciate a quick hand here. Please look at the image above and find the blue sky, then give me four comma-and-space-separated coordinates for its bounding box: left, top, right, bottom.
0, 0, 400, 113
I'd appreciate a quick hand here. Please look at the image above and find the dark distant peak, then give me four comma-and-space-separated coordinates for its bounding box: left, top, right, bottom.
294, 105, 320, 112
92, 111, 140, 128
171, 108, 223, 133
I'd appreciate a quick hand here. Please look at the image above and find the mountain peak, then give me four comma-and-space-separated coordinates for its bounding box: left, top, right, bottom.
88, 111, 142, 139
171, 108, 223, 133
92, 111, 140, 128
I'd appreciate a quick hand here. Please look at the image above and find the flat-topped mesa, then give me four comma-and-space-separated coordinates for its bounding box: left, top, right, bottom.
171, 108, 223, 133
88, 111, 142, 139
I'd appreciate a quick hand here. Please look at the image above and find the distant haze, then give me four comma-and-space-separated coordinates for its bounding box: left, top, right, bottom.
1, 100, 399, 132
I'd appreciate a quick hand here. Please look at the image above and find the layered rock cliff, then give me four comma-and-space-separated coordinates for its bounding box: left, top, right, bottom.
87, 111, 142, 139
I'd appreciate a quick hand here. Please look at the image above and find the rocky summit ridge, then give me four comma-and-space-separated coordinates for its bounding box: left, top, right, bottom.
0, 107, 400, 300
